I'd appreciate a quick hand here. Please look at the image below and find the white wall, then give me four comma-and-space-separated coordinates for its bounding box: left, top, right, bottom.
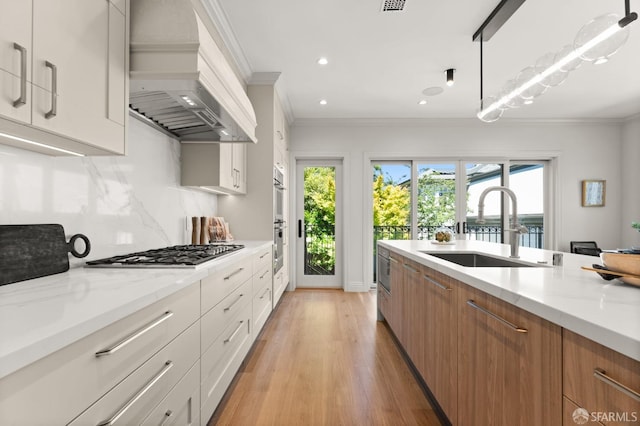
621, 115, 640, 248
0, 119, 218, 268
290, 118, 625, 290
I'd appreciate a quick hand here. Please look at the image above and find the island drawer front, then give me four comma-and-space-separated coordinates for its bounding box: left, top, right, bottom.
563, 329, 640, 425
563, 396, 605, 426
200, 302, 252, 420
0, 283, 199, 425
201, 278, 252, 354
140, 359, 201, 426
253, 246, 273, 273
201, 255, 252, 314
68, 321, 200, 426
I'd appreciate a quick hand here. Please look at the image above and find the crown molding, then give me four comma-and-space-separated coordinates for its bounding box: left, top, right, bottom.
292, 117, 627, 128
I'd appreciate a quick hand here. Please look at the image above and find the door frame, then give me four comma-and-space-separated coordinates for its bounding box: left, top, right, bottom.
290, 155, 347, 290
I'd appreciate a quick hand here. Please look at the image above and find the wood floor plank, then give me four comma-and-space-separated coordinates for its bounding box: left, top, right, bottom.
209, 289, 441, 426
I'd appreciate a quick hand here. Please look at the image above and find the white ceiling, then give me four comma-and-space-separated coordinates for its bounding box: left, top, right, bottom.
212, 0, 640, 121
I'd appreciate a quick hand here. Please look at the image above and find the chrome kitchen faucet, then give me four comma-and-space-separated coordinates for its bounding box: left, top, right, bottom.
476, 186, 528, 258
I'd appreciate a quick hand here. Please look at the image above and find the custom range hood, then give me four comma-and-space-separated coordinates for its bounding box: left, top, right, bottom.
129, 0, 257, 143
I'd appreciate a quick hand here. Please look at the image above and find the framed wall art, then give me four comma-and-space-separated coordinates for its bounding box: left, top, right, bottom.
582, 180, 606, 207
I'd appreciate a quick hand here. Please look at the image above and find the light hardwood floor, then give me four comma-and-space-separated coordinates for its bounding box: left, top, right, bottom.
209, 289, 441, 426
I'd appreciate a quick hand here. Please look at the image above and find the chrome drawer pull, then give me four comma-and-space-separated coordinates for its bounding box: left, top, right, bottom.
95, 311, 173, 357
260, 287, 270, 300
13, 43, 27, 107
259, 269, 270, 279
403, 263, 418, 273
594, 368, 640, 402
259, 251, 269, 259
44, 61, 57, 119
224, 267, 244, 281
97, 361, 173, 426
223, 294, 244, 312
466, 300, 528, 333
423, 275, 452, 291
224, 320, 245, 344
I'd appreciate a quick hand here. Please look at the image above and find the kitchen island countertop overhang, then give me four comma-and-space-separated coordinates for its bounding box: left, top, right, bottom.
378, 239, 640, 361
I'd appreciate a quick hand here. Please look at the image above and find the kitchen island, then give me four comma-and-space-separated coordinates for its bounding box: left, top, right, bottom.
378, 239, 640, 425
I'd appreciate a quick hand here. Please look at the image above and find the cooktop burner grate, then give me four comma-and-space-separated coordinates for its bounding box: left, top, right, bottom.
86, 244, 244, 268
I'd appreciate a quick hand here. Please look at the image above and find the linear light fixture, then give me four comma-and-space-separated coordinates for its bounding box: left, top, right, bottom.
0, 132, 85, 157
474, 0, 637, 122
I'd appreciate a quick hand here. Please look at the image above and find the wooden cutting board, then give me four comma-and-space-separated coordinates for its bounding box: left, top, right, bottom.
0, 224, 90, 286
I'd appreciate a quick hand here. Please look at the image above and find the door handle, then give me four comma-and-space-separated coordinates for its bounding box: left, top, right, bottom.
13, 43, 27, 107
45, 61, 57, 119
463, 221, 468, 234
298, 220, 302, 238
456, 222, 460, 234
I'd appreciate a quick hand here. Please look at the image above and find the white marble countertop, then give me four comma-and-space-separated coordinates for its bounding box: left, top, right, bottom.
379, 240, 640, 361
0, 240, 272, 380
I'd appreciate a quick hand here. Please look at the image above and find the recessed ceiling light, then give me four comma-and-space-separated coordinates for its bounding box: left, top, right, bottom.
317, 57, 328, 65
422, 87, 444, 96
319, 99, 328, 105
418, 100, 427, 105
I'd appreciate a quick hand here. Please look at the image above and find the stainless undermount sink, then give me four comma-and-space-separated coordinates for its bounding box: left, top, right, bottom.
421, 252, 542, 268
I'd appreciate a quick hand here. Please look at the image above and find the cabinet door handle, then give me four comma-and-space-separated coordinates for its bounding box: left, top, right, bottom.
389, 257, 399, 264
466, 300, 528, 333
44, 61, 57, 119
423, 274, 452, 291
223, 320, 245, 344
259, 269, 270, 279
593, 368, 640, 402
223, 294, 244, 312
260, 287, 270, 300
97, 361, 173, 426
403, 263, 418, 273
224, 267, 244, 281
259, 251, 269, 259
95, 311, 174, 357
13, 43, 27, 107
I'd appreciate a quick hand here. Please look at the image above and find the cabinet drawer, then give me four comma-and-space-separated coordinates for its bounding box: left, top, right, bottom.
377, 287, 390, 320
563, 396, 605, 426
141, 359, 201, 426
563, 329, 640, 425
201, 256, 252, 313
0, 283, 199, 425
201, 302, 252, 418
69, 321, 200, 425
253, 246, 273, 274
253, 278, 272, 334
253, 263, 272, 296
201, 278, 252, 354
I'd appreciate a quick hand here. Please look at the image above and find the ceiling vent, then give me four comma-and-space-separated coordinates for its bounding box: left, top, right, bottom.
381, 0, 406, 12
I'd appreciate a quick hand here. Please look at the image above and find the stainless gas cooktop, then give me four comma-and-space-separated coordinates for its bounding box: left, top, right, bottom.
85, 244, 244, 268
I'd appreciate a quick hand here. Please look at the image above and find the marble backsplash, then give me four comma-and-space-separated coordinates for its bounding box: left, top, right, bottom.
0, 119, 218, 268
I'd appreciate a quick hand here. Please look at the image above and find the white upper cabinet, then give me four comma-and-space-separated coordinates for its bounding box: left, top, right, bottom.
0, 0, 128, 156
181, 143, 247, 195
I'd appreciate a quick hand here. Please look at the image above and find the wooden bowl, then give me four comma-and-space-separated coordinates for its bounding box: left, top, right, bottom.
600, 252, 640, 287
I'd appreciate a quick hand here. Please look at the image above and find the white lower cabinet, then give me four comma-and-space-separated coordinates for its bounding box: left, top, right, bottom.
68, 321, 200, 425
0, 243, 277, 426
200, 302, 252, 425
141, 360, 201, 426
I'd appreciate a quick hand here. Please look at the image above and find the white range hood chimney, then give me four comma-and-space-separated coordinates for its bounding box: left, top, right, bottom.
129, 0, 257, 143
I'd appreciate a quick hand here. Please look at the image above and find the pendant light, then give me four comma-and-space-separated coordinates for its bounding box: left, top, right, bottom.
474, 0, 637, 122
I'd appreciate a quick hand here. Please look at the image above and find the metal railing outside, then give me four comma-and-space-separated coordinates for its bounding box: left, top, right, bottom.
304, 224, 336, 275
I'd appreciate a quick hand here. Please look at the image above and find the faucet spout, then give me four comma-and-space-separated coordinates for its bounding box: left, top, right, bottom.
477, 186, 527, 258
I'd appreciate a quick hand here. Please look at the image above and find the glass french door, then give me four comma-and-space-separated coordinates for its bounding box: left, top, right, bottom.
296, 160, 343, 288
371, 160, 548, 282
